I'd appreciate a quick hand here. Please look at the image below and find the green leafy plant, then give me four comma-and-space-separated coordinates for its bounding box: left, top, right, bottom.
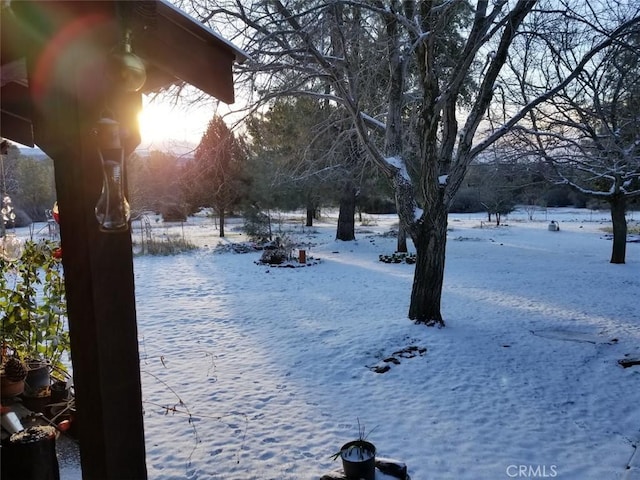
0, 239, 69, 373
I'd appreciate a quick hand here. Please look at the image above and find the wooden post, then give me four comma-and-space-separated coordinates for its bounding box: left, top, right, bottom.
29, 21, 147, 480
3, 0, 244, 475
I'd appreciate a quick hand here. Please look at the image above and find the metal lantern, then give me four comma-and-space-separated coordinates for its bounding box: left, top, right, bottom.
94, 116, 130, 232
109, 30, 146, 92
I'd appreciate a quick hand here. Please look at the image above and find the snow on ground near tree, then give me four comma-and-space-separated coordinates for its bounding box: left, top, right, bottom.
48, 207, 640, 479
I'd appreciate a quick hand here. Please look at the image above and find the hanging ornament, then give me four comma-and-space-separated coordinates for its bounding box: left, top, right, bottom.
1, 195, 16, 226
1, 233, 23, 262
109, 29, 146, 92
94, 116, 130, 232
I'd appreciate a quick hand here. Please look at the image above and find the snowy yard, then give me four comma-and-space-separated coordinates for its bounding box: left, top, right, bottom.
46, 207, 640, 479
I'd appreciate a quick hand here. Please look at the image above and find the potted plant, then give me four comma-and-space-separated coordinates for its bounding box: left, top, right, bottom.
332, 421, 377, 480
0, 239, 70, 402
337, 439, 376, 480
0, 356, 28, 398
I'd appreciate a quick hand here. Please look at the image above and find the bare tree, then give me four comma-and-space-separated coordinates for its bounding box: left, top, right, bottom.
476, 167, 517, 226
193, 0, 640, 325
505, 6, 640, 263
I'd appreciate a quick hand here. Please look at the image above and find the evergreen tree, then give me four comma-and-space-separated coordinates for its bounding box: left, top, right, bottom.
184, 116, 249, 237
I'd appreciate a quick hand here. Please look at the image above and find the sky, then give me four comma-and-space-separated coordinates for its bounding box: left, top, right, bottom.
13, 94, 217, 156
137, 96, 215, 151
8, 206, 640, 480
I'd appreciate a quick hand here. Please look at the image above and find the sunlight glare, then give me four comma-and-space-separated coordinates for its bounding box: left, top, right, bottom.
137, 100, 211, 148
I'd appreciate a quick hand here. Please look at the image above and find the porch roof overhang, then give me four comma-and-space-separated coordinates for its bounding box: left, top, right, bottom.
1, 0, 248, 146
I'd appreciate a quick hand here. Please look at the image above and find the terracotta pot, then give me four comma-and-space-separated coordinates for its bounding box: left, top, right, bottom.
1, 376, 25, 398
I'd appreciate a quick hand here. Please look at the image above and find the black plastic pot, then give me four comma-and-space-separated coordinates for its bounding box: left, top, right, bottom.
25, 361, 51, 397
339, 440, 376, 480
50, 380, 68, 404
23, 362, 52, 414
1, 425, 60, 480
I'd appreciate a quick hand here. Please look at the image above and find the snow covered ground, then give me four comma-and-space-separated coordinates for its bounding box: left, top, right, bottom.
26, 207, 640, 479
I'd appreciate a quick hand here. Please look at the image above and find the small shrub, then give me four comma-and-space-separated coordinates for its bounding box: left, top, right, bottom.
360, 216, 378, 227
260, 248, 287, 265
449, 191, 484, 213
600, 222, 640, 235
543, 187, 572, 207
258, 236, 293, 265
379, 252, 416, 264
140, 236, 197, 256
359, 196, 396, 214
243, 206, 271, 242
160, 203, 187, 222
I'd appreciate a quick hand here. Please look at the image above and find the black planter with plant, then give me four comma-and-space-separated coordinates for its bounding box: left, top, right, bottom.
25, 360, 51, 394
22, 360, 53, 413
50, 380, 68, 404
330, 421, 378, 480
1, 425, 60, 480
338, 439, 376, 480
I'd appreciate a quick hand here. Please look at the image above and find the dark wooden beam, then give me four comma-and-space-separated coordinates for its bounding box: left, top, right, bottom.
37, 91, 148, 480
139, 65, 177, 93
1, 82, 31, 119
47, 133, 147, 480
0, 110, 33, 146
27, 16, 147, 480
130, 1, 237, 102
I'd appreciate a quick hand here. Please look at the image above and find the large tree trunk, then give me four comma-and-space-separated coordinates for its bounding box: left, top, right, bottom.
408, 207, 448, 326
396, 220, 407, 253
219, 209, 225, 238
306, 204, 314, 227
609, 195, 627, 264
336, 181, 356, 241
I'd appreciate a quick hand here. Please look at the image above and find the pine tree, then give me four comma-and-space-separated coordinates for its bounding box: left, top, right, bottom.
184, 116, 249, 237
